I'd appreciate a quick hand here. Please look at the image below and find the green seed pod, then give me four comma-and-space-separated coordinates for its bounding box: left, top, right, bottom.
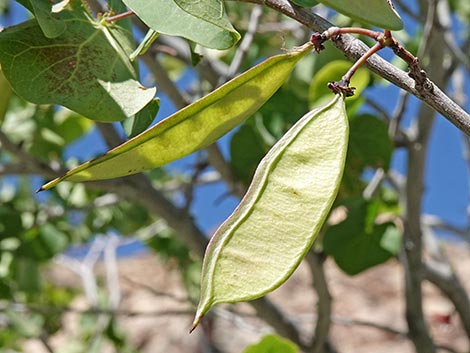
192, 94, 349, 330
39, 43, 313, 191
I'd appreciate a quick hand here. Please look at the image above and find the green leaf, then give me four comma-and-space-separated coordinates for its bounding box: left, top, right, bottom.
29, 0, 67, 38
122, 0, 240, 49
14, 0, 33, 12
290, 0, 318, 7
122, 98, 160, 138
0, 69, 13, 125
348, 114, 393, 170
230, 123, 267, 184
324, 199, 401, 275
341, 114, 392, 196
243, 334, 299, 353
39, 43, 313, 190
13, 258, 41, 293
0, 207, 23, 237
309, 60, 369, 108
317, 0, 403, 30
130, 29, 159, 61
0, 3, 156, 122
192, 94, 348, 330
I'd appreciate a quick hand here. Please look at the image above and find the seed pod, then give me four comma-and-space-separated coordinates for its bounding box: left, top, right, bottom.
192, 94, 348, 331
39, 43, 313, 191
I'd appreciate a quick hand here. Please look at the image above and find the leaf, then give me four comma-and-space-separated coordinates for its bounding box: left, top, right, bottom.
0, 68, 13, 125
14, 0, 33, 12
341, 114, 392, 196
192, 94, 348, 330
39, 43, 313, 190
348, 114, 393, 170
309, 60, 369, 107
0, 2, 156, 122
243, 334, 299, 353
324, 198, 401, 275
29, 0, 67, 38
122, 98, 160, 138
13, 258, 41, 293
230, 123, 267, 184
122, 0, 240, 50
130, 29, 159, 61
290, 0, 318, 7
317, 0, 403, 30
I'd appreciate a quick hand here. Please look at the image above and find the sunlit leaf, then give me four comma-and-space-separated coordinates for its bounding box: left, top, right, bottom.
123, 0, 240, 49
0, 1, 156, 122
317, 0, 403, 29
309, 60, 369, 107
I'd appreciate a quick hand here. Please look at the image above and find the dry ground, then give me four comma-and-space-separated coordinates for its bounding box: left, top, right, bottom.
25, 242, 470, 353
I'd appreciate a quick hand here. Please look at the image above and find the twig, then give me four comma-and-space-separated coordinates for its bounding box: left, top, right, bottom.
364, 97, 391, 122
251, 297, 304, 350
140, 53, 190, 108
363, 168, 385, 200
421, 214, 470, 242
306, 251, 335, 353
237, 0, 470, 135
39, 333, 54, 353
104, 10, 134, 23
424, 261, 470, 342
121, 275, 189, 303
96, 122, 123, 149
332, 317, 458, 353
389, 90, 410, 140
5, 303, 194, 317
219, 4, 264, 83
103, 234, 122, 309
333, 316, 405, 336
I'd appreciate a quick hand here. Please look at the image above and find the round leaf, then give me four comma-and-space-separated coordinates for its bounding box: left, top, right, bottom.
123, 0, 240, 50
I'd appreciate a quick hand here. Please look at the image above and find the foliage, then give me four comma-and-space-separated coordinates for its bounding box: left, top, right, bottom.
0, 0, 469, 353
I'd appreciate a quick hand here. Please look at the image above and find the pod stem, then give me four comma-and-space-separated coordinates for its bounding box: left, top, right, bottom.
103, 10, 135, 23
310, 27, 433, 95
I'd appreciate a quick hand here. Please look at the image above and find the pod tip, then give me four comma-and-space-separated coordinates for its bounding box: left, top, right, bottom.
189, 315, 203, 334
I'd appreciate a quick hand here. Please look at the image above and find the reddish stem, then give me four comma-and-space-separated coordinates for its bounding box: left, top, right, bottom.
342, 42, 384, 83
104, 10, 134, 23
323, 26, 382, 41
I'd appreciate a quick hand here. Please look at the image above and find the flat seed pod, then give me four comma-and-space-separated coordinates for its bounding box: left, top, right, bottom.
39, 43, 313, 191
192, 94, 348, 330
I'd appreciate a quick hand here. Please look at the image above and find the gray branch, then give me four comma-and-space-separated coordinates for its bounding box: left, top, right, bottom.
424, 261, 470, 341
238, 0, 470, 135
306, 251, 336, 353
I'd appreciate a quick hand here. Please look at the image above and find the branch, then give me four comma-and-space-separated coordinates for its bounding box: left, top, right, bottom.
218, 4, 264, 83
332, 317, 458, 353
424, 261, 470, 341
399, 2, 443, 351
2, 302, 193, 318
237, 0, 470, 135
306, 251, 336, 353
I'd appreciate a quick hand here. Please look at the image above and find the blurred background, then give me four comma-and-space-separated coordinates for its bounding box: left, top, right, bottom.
0, 0, 469, 352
